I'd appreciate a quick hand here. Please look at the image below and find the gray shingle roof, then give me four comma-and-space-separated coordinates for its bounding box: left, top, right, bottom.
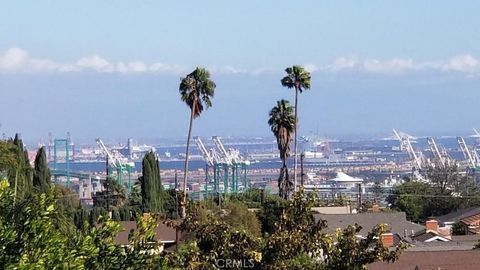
436, 207, 480, 224
314, 212, 424, 237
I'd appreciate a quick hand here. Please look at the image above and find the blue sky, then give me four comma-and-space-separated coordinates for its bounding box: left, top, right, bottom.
1, 1, 480, 143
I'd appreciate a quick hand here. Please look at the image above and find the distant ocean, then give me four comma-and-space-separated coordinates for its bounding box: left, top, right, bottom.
49, 159, 283, 173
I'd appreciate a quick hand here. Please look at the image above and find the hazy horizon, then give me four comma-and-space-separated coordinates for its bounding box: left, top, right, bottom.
1, 1, 480, 145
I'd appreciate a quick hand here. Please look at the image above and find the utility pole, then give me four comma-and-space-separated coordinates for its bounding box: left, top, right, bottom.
174, 170, 179, 217
300, 152, 305, 188
106, 155, 110, 212
357, 183, 362, 210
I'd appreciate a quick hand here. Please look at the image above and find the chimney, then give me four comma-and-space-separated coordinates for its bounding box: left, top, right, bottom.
426, 219, 438, 233
381, 233, 394, 248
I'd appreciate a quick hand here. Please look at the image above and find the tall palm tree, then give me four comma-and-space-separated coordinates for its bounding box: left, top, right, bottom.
179, 67, 216, 217
281, 65, 311, 191
268, 99, 296, 199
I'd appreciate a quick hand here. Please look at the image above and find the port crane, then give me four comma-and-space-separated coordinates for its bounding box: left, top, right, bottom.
194, 136, 249, 195
426, 137, 454, 168
96, 138, 135, 191
194, 136, 227, 194
212, 136, 249, 193
393, 129, 425, 171
457, 137, 479, 169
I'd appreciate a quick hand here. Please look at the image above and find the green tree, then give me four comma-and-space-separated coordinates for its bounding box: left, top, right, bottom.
179, 67, 216, 218
281, 66, 311, 190
268, 99, 296, 199
0, 179, 168, 269
139, 151, 163, 213
387, 181, 432, 222
168, 200, 262, 269
388, 165, 479, 222
33, 146, 51, 193
258, 193, 288, 234
451, 221, 466, 235
262, 190, 405, 270
7, 134, 33, 200
93, 177, 127, 210
0, 140, 17, 178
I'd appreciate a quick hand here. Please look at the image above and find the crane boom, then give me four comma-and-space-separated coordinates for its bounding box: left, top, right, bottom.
457, 137, 476, 168
194, 137, 215, 166
96, 138, 119, 168
393, 129, 423, 170
474, 128, 480, 137
96, 138, 132, 168
212, 136, 232, 165
427, 137, 445, 167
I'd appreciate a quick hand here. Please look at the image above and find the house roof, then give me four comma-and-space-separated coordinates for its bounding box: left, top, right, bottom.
451, 234, 480, 242
461, 213, 480, 226
410, 230, 450, 242
407, 240, 477, 251
115, 221, 177, 246
369, 250, 480, 270
314, 212, 424, 237
436, 207, 480, 223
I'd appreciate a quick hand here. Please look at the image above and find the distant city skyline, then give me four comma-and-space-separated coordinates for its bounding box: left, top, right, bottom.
1, 1, 480, 144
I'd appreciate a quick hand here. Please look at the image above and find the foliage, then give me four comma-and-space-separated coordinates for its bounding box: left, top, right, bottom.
179, 67, 216, 218
2, 134, 33, 200
167, 200, 262, 269
32, 146, 51, 193
139, 151, 164, 213
387, 165, 480, 222
322, 224, 405, 270
268, 99, 296, 199
281, 65, 312, 93
261, 190, 327, 268
0, 140, 17, 177
179, 67, 216, 119
226, 187, 266, 208
169, 189, 405, 270
93, 177, 127, 209
281, 65, 312, 190
451, 221, 466, 235
262, 190, 405, 269
182, 199, 262, 239
257, 193, 288, 235
0, 179, 167, 269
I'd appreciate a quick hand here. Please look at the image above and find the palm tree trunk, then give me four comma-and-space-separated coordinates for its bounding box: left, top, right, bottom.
278, 160, 287, 200
182, 104, 195, 218
293, 87, 299, 193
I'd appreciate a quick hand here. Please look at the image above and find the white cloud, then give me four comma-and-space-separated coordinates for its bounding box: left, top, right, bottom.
327, 56, 358, 72
322, 55, 480, 75
441, 54, 479, 73
0, 48, 29, 70
1, 47, 480, 76
303, 63, 318, 73
76, 55, 114, 72
362, 58, 415, 74
0, 47, 190, 75
208, 65, 247, 75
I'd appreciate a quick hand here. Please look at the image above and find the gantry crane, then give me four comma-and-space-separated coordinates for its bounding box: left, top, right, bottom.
457, 137, 479, 168
426, 137, 451, 168
212, 136, 249, 193
96, 138, 135, 191
195, 136, 249, 195
393, 129, 425, 171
